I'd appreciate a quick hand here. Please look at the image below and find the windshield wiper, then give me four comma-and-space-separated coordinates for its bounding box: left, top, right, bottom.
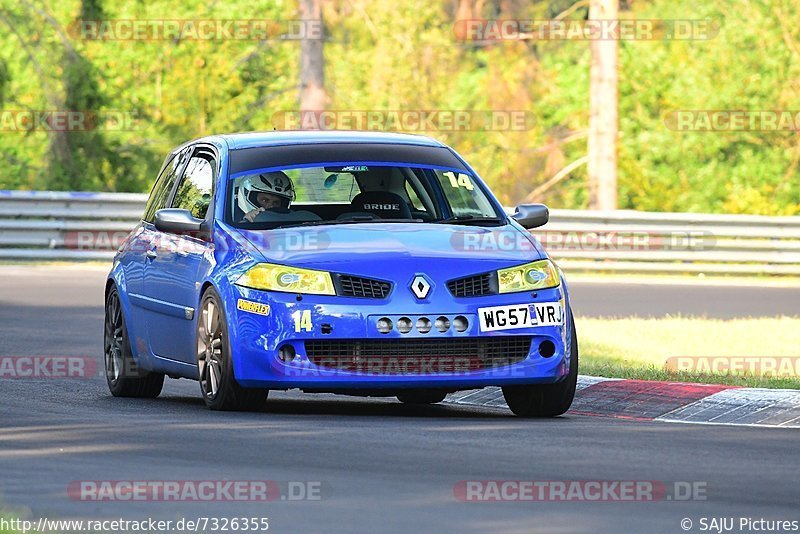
434, 215, 504, 225
276, 218, 423, 229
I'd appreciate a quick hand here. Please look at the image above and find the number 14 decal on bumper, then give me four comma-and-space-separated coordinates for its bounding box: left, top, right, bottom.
293, 309, 313, 332
478, 302, 563, 332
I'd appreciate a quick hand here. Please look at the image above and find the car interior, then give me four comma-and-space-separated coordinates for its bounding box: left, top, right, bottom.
231, 165, 442, 227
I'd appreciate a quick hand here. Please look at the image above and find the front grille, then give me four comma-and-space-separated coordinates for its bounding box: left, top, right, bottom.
337, 274, 392, 299
447, 273, 493, 297
305, 337, 532, 374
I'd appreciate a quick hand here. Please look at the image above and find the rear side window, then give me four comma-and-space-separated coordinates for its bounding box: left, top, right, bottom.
172, 156, 215, 219
404, 180, 424, 211
287, 167, 358, 203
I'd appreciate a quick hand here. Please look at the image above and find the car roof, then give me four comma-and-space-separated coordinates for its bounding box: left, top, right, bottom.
185, 130, 448, 151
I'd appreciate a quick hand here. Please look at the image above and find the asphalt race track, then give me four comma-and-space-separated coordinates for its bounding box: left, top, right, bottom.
1, 266, 799, 533
569, 279, 800, 319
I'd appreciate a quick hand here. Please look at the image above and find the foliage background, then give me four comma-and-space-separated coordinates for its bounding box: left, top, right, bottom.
0, 0, 798, 214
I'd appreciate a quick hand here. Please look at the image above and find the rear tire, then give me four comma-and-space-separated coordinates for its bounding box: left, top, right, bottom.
397, 390, 447, 405
104, 286, 164, 398
502, 309, 579, 417
197, 288, 268, 411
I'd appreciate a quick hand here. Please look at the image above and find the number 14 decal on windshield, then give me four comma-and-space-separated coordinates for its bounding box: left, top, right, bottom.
446, 172, 474, 191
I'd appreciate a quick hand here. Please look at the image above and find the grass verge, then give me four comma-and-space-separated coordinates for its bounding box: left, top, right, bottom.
579, 316, 800, 389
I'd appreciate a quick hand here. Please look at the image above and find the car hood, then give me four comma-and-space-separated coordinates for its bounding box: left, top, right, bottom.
233, 222, 546, 275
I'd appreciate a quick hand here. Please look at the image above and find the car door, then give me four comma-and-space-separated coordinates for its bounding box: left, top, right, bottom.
122, 149, 190, 356
118, 152, 177, 301
142, 146, 217, 362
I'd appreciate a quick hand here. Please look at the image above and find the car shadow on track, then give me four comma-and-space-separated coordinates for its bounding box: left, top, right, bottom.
145, 392, 578, 422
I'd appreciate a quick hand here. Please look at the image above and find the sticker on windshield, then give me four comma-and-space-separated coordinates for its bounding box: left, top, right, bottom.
445, 172, 474, 191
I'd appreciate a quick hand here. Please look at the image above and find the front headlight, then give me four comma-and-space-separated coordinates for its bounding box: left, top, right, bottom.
236, 263, 335, 295
497, 259, 560, 293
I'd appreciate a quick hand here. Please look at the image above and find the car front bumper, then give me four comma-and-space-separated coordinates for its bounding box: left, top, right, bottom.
224, 283, 573, 390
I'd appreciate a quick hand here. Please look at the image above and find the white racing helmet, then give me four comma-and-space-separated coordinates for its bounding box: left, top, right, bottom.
237, 171, 295, 213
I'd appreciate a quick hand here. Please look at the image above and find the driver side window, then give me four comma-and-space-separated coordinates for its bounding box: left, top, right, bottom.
143, 151, 185, 222
172, 154, 215, 219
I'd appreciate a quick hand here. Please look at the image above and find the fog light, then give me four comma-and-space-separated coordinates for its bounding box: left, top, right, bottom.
279, 344, 296, 362
377, 317, 393, 334
538, 340, 556, 358
453, 315, 469, 332
416, 317, 432, 334
435, 316, 450, 333
397, 317, 413, 334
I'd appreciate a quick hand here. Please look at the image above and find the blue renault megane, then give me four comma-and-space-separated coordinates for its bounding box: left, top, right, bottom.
104, 131, 578, 416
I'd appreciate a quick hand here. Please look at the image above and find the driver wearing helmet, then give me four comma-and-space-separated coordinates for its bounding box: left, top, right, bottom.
238, 171, 296, 223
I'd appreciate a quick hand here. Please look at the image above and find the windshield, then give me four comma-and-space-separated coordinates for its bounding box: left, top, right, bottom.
227, 163, 503, 229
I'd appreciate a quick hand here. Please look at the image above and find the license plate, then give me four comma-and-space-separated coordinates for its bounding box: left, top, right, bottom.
478, 302, 563, 332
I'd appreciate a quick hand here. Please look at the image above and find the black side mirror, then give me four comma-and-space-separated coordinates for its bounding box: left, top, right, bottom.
512, 204, 549, 229
154, 208, 203, 235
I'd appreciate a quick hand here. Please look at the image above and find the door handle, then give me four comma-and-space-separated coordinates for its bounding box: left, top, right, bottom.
146, 250, 157, 260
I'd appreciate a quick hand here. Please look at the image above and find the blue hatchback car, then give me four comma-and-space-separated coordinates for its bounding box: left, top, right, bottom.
104, 131, 578, 416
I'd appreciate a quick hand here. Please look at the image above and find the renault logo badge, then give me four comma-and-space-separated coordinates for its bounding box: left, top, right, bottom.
410, 275, 431, 299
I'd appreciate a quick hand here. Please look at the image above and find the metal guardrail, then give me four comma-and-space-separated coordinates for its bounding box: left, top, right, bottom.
2, 190, 800, 275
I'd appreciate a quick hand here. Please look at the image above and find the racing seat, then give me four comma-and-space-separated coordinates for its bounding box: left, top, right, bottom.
347, 191, 412, 220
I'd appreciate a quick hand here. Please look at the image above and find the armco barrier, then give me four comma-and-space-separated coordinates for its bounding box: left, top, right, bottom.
2, 190, 800, 275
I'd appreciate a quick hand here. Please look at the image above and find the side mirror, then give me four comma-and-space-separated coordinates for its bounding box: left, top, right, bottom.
154, 208, 203, 235
512, 204, 549, 229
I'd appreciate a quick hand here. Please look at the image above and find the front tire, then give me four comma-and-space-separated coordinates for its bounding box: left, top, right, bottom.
196, 288, 268, 411
502, 309, 579, 417
104, 286, 164, 398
